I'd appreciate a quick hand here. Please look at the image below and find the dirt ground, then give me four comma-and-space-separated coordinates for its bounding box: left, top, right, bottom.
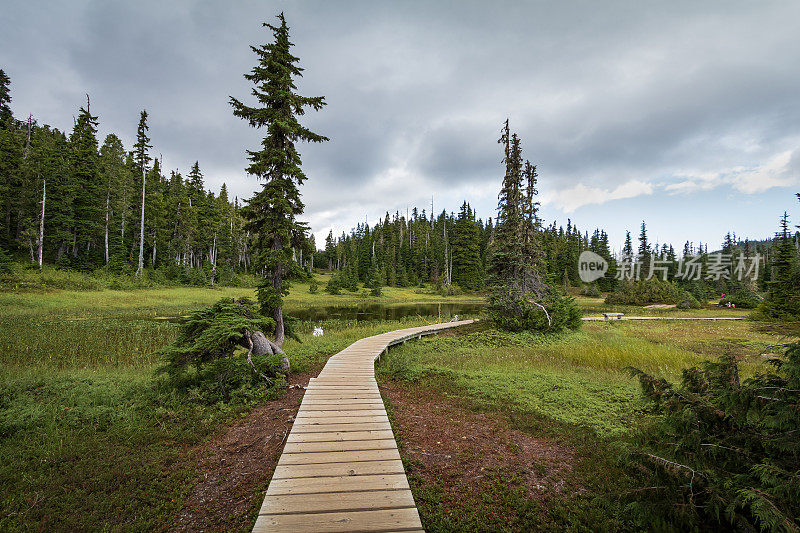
170, 350, 576, 531
172, 372, 314, 532
379, 380, 577, 505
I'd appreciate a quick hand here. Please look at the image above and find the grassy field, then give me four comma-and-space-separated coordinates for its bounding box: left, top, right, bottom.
0, 278, 481, 531
376, 315, 798, 530
2, 279, 792, 530
378, 319, 792, 437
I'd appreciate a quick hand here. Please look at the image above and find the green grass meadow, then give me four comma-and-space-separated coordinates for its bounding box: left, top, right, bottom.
378, 318, 790, 437
376, 312, 796, 530
1, 281, 793, 530
0, 279, 480, 531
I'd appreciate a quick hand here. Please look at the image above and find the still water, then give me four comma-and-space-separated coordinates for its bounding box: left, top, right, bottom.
287, 302, 485, 322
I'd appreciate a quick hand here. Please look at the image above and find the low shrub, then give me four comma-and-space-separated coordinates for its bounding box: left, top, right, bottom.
325, 273, 343, 294
432, 282, 463, 297
157, 298, 284, 403
580, 283, 600, 298
627, 342, 800, 531
720, 287, 762, 309
0, 247, 14, 275
676, 293, 702, 309
683, 280, 718, 302
488, 286, 582, 333
605, 278, 690, 306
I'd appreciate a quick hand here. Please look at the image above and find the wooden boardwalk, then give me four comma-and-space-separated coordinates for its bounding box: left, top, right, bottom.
253, 319, 476, 533
582, 316, 744, 321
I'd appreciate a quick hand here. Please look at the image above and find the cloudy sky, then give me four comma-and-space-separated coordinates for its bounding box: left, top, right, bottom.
2, 0, 799, 250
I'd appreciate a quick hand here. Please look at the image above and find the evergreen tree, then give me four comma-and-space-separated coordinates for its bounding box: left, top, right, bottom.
623, 230, 633, 256
99, 134, 127, 265
486, 120, 580, 332
0, 69, 11, 124
133, 110, 151, 275
230, 13, 328, 346
759, 212, 800, 319
145, 159, 164, 267
629, 342, 800, 531
638, 220, 650, 275
487, 120, 527, 290
0, 70, 22, 248
69, 98, 103, 264
452, 201, 483, 291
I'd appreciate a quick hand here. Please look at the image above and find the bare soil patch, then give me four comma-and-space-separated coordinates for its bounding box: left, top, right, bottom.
172, 372, 315, 532
380, 380, 578, 516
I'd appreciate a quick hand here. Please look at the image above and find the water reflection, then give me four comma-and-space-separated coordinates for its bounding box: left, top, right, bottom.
287, 302, 485, 322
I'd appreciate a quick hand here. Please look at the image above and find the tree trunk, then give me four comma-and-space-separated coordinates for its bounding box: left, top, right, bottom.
104, 189, 109, 264
272, 237, 285, 347
27, 234, 35, 263
137, 165, 145, 276
274, 307, 285, 348
244, 329, 290, 373
37, 178, 45, 268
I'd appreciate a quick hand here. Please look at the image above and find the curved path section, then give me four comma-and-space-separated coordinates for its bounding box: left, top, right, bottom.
253, 319, 477, 533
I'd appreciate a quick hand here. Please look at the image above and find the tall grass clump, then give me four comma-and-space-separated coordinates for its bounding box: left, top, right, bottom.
0, 317, 178, 369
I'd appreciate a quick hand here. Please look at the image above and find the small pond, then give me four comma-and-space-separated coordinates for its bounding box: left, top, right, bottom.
286, 302, 485, 323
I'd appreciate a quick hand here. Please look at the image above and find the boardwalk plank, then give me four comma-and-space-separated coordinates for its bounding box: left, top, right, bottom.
278, 448, 401, 465
258, 489, 415, 515
282, 438, 398, 454
271, 460, 407, 480
286, 430, 396, 443
289, 421, 392, 434
252, 508, 422, 532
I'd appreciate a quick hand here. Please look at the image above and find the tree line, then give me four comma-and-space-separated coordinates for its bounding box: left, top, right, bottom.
0, 69, 306, 282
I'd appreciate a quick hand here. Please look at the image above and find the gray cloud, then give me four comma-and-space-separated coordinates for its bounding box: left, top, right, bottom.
2, 0, 799, 246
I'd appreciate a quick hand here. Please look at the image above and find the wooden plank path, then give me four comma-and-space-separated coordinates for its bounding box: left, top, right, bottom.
253, 319, 477, 533
583, 316, 744, 321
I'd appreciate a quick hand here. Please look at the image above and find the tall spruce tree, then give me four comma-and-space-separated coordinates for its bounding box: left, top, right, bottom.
486, 120, 579, 332
99, 134, 127, 266
230, 13, 328, 346
759, 212, 800, 319
487, 120, 525, 289
70, 97, 102, 262
521, 159, 545, 295
452, 201, 483, 291
623, 230, 633, 256
133, 110, 151, 276
638, 220, 650, 275
0, 70, 22, 248
0, 69, 11, 124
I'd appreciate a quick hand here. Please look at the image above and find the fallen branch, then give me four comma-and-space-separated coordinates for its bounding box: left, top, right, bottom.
742, 342, 796, 358
530, 301, 552, 327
